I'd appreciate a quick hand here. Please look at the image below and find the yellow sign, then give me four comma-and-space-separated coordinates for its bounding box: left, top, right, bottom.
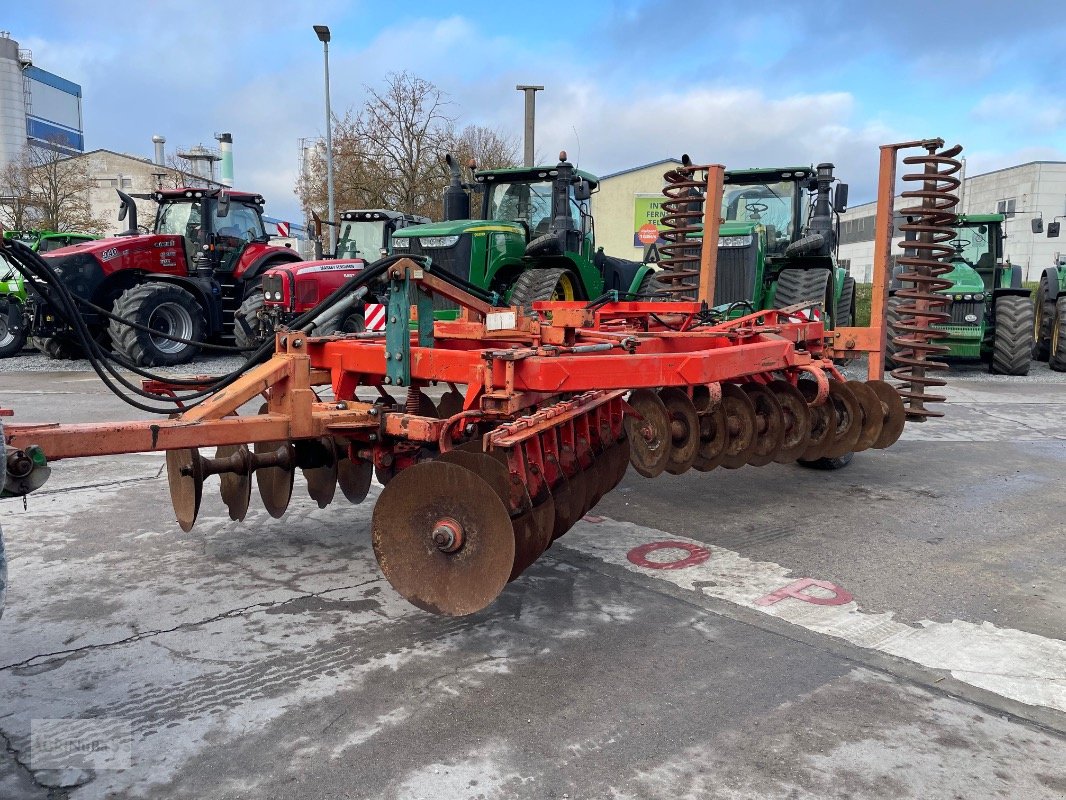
633, 195, 668, 246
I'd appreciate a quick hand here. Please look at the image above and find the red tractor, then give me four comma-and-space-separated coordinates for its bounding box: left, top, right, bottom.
30, 188, 302, 365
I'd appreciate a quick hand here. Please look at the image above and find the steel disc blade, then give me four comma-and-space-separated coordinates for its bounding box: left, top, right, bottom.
436, 389, 465, 418
371, 461, 515, 616
822, 380, 863, 459
338, 457, 373, 504
742, 384, 785, 467
548, 471, 579, 541
216, 444, 252, 521
659, 387, 700, 475
768, 380, 812, 463
410, 390, 439, 418
624, 389, 672, 478
166, 448, 202, 532
607, 438, 631, 491
846, 380, 885, 452
800, 399, 836, 461
254, 441, 295, 519
694, 406, 727, 471
511, 492, 555, 578
720, 384, 758, 469
437, 450, 531, 516
867, 380, 907, 449
302, 438, 339, 509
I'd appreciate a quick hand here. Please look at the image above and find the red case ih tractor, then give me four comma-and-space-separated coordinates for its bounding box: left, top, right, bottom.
30, 188, 302, 366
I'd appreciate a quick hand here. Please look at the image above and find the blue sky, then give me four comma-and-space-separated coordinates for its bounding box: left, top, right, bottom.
8, 0, 1065, 222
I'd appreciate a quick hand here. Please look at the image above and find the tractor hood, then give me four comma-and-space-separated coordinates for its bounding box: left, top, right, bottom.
391, 219, 525, 244
41, 234, 189, 281
264, 258, 366, 279
942, 260, 987, 294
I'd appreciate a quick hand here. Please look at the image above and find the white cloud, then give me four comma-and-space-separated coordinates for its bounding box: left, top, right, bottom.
971, 91, 1066, 134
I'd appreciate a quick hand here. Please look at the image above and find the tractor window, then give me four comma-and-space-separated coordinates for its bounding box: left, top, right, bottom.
721, 181, 796, 255
487, 181, 554, 236
36, 238, 66, 253
212, 203, 265, 242
157, 201, 202, 239
338, 221, 386, 258
951, 225, 995, 268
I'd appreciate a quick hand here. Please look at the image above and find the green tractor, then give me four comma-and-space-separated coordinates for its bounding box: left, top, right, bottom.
1031, 217, 1066, 370
0, 230, 99, 357
390, 153, 657, 313
887, 214, 1031, 375
703, 163, 853, 326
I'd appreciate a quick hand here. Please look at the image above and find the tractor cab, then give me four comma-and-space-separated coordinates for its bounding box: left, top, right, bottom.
335, 210, 431, 259
151, 188, 269, 275
944, 215, 1010, 295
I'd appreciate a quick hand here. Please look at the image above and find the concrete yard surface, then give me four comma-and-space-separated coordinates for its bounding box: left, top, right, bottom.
0, 363, 1064, 799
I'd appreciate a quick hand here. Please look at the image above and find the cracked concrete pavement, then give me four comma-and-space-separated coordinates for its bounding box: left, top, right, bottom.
0, 362, 1064, 798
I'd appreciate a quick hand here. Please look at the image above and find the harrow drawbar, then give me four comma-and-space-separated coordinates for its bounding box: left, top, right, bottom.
2, 257, 909, 616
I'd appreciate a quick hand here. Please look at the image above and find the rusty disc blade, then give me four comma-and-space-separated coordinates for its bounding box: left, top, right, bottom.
302, 438, 339, 509
742, 384, 785, 467
338, 457, 373, 503
436, 389, 465, 418
659, 387, 700, 475
867, 380, 907, 449
768, 380, 811, 463
409, 389, 439, 418
254, 441, 295, 519
846, 380, 885, 452
623, 389, 672, 478
216, 444, 251, 522
799, 385, 836, 461
547, 471, 579, 541
438, 450, 530, 515
511, 492, 555, 578
822, 380, 863, 459
166, 448, 203, 533
720, 384, 758, 469
693, 406, 727, 471
371, 461, 515, 616
607, 438, 631, 492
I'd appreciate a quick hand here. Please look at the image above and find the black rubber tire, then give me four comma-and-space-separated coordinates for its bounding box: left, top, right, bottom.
0, 302, 27, 358
1049, 297, 1066, 372
524, 233, 564, 258
797, 452, 854, 470
836, 276, 856, 328
1033, 276, 1054, 361
109, 282, 206, 367
637, 269, 675, 299
774, 268, 830, 311
990, 294, 1033, 376
885, 296, 905, 370
235, 291, 269, 350
31, 335, 84, 360
338, 312, 365, 333
508, 268, 576, 313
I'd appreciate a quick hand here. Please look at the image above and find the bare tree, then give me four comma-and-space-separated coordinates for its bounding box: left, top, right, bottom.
297, 73, 520, 224
0, 142, 107, 234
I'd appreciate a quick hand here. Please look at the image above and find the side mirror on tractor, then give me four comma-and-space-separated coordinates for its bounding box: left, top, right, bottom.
574, 179, 592, 202
216, 191, 231, 219
1031, 217, 1044, 234
834, 183, 849, 214
1048, 222, 1061, 238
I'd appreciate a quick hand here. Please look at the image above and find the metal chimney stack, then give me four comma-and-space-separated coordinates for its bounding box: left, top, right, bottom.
215, 132, 233, 187
152, 134, 166, 166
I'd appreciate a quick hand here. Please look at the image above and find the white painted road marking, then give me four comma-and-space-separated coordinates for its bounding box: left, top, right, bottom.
560, 516, 1066, 715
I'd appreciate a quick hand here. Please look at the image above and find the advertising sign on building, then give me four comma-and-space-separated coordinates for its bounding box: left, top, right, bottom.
633, 194, 670, 246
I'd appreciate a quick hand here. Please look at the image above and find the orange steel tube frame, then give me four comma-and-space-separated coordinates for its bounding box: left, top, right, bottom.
697, 164, 725, 306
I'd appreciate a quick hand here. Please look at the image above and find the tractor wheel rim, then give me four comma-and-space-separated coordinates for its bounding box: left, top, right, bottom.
552, 274, 576, 302
148, 302, 195, 354
1053, 313, 1061, 355
0, 319, 11, 347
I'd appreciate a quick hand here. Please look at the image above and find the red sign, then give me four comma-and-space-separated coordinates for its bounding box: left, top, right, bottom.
275, 221, 290, 237
637, 223, 660, 246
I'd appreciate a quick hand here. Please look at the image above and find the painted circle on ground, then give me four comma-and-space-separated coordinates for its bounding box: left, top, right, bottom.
626, 540, 711, 570
637, 224, 660, 245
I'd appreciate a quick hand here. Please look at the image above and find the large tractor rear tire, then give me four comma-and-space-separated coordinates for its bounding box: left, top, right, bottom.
1049, 297, 1066, 372
885, 296, 905, 370
235, 291, 269, 351
836, 276, 856, 328
508, 268, 579, 313
0, 301, 27, 358
990, 294, 1033, 376
1033, 276, 1054, 361
31, 335, 84, 360
774, 268, 830, 315
110, 282, 206, 367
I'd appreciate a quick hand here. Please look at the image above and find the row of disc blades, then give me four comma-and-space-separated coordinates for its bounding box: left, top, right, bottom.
370, 438, 631, 617
622, 378, 906, 478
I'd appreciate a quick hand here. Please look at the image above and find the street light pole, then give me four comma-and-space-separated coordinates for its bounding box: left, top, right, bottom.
314, 24, 336, 256
515, 85, 544, 168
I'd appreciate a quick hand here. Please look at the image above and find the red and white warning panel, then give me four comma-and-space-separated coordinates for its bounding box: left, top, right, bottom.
365, 303, 386, 331
275, 221, 290, 237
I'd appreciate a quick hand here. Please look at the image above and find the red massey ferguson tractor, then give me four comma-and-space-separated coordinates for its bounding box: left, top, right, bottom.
30, 188, 302, 366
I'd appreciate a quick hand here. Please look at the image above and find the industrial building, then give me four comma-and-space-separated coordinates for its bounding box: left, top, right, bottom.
838, 161, 1066, 282
0, 31, 84, 171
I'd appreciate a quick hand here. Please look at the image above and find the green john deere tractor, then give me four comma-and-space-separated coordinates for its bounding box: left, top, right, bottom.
0, 230, 99, 357
1031, 217, 1066, 370
390, 153, 657, 313
887, 214, 1032, 375
703, 163, 853, 327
